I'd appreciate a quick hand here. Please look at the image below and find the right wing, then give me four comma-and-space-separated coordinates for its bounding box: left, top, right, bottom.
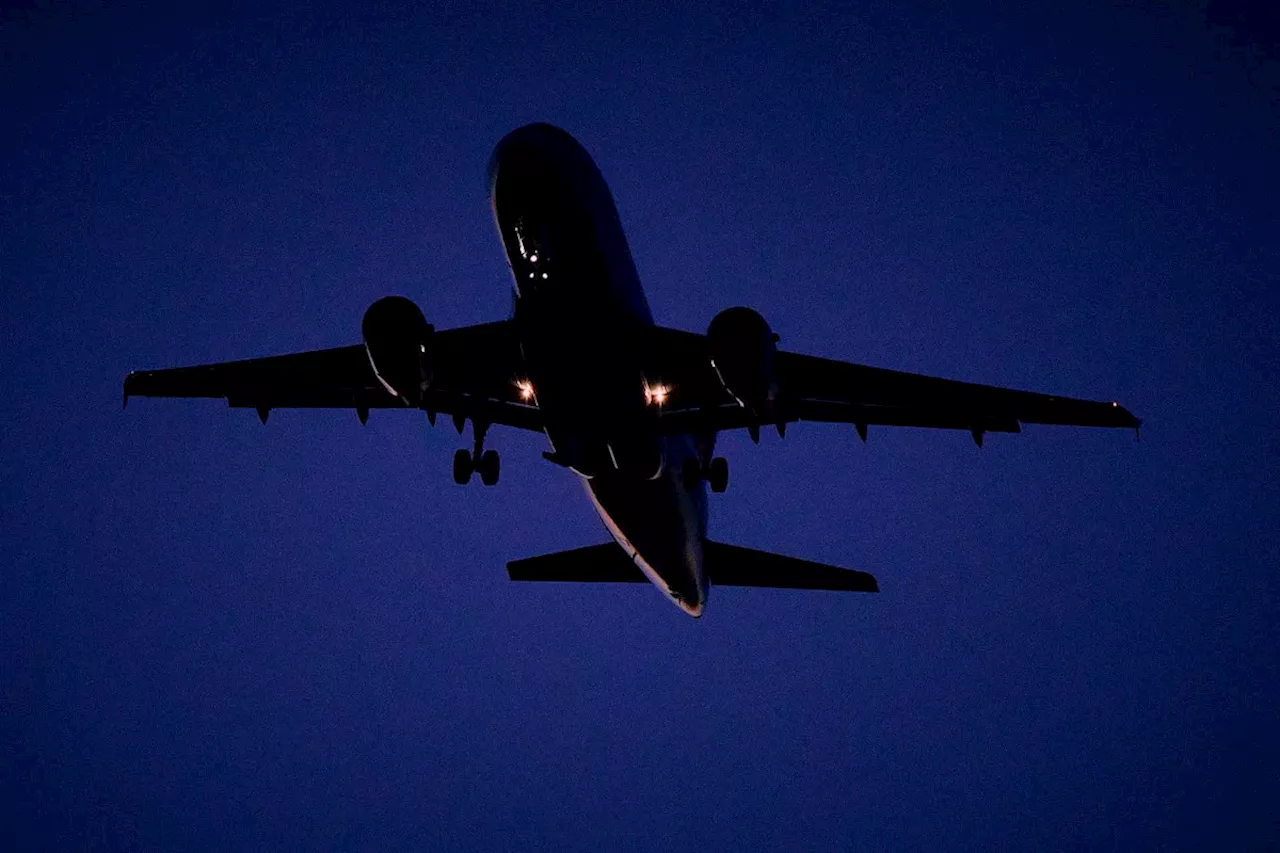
123, 320, 544, 432
645, 326, 1140, 440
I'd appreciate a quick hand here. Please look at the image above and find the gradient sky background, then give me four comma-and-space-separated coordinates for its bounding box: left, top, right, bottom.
3, 2, 1277, 850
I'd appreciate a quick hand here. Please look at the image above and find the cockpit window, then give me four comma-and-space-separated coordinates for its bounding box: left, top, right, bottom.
507, 219, 554, 295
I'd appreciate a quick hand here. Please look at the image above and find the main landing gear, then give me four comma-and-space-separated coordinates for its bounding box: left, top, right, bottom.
683, 456, 729, 493
453, 420, 500, 486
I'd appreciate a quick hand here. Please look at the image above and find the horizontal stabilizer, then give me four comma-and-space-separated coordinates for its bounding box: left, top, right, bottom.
507, 541, 878, 592
507, 543, 648, 583
703, 541, 879, 591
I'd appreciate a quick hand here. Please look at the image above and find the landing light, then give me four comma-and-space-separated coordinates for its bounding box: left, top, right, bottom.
515, 379, 536, 401
644, 382, 670, 407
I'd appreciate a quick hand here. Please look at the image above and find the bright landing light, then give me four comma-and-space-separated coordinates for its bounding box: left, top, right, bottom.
644, 382, 670, 406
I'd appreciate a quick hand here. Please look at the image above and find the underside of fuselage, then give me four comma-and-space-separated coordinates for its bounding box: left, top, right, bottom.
488, 122, 710, 615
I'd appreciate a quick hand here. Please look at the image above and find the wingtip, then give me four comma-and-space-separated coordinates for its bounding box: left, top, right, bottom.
1118, 402, 1142, 436
1111, 401, 1141, 428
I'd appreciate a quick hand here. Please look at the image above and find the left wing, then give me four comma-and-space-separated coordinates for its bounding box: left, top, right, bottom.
645, 326, 1140, 441
123, 320, 543, 431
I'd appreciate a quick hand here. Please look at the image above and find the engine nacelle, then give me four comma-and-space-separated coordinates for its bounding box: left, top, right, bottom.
362, 296, 434, 405
707, 306, 779, 415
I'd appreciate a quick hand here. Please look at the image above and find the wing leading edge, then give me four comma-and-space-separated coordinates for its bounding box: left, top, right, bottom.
123, 320, 1140, 439
644, 326, 1140, 440
123, 321, 543, 432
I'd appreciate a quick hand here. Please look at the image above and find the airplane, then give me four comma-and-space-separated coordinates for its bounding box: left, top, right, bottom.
124, 122, 1142, 617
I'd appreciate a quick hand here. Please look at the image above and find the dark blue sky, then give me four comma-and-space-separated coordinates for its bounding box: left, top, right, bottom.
3, 2, 1277, 849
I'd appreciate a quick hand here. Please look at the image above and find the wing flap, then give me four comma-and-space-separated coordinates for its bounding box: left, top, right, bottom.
660, 400, 1024, 435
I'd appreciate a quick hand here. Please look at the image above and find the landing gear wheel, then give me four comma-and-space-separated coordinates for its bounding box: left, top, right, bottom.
478, 449, 501, 486
708, 457, 729, 493
682, 457, 702, 490
452, 448, 473, 485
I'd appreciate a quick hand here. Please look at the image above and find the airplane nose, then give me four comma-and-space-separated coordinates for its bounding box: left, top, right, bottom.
487, 123, 582, 196
488, 123, 615, 218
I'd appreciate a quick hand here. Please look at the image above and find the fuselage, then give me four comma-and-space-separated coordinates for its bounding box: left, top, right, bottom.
487, 123, 709, 616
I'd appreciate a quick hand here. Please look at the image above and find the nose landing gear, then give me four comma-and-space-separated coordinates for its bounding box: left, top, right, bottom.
453, 420, 501, 486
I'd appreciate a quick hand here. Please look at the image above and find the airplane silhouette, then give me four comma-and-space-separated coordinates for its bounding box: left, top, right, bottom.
125, 123, 1141, 616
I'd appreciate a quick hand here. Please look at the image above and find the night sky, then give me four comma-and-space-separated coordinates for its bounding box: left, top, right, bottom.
3, 2, 1277, 850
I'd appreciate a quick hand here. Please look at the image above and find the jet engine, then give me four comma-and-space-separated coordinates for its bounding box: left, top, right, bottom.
362, 296, 434, 405
706, 306, 779, 415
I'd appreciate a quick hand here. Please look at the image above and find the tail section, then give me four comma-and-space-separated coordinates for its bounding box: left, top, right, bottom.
507, 543, 647, 583
507, 541, 877, 593
702, 541, 878, 592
